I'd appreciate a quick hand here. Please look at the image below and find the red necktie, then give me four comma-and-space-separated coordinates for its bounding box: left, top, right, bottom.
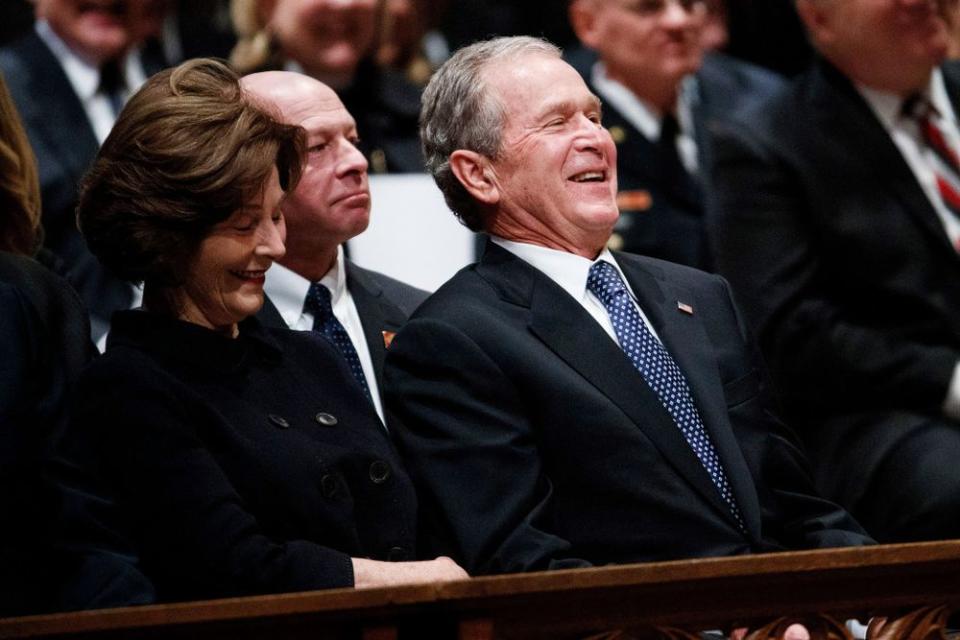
905, 94, 960, 252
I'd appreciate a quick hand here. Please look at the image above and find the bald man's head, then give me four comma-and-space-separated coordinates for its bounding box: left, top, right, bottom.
242, 71, 370, 280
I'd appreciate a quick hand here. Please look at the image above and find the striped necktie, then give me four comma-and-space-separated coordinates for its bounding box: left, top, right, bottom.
905, 93, 960, 251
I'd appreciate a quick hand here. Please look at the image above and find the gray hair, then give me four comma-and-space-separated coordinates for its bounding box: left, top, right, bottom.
420, 36, 562, 231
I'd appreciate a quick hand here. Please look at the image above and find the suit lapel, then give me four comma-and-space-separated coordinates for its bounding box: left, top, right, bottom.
346, 262, 407, 393
810, 59, 959, 259
617, 255, 762, 537
480, 243, 748, 530
16, 34, 100, 182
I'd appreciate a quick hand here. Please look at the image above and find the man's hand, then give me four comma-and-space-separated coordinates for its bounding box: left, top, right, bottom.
351, 556, 469, 589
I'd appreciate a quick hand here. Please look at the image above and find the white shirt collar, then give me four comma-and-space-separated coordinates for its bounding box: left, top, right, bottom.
490, 236, 630, 302
264, 246, 347, 325
591, 61, 663, 141
590, 61, 698, 141
858, 69, 953, 131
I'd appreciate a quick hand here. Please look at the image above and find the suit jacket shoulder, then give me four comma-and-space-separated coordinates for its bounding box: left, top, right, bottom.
347, 261, 429, 319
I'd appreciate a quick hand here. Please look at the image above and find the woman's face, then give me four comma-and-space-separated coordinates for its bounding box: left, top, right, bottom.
176, 169, 286, 336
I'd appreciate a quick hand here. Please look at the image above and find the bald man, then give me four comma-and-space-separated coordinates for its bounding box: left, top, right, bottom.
242, 72, 428, 427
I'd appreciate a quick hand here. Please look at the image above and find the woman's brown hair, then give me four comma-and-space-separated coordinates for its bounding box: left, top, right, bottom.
77, 57, 304, 288
0, 72, 42, 256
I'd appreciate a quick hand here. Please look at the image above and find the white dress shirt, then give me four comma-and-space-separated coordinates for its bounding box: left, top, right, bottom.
858, 71, 960, 420
590, 61, 700, 174
491, 237, 661, 344
35, 20, 147, 145
263, 246, 385, 424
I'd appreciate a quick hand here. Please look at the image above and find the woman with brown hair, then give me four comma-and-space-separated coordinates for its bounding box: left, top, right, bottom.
69, 57, 465, 602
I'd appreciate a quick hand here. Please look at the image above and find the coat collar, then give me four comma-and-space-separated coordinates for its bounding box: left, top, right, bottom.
107, 310, 283, 373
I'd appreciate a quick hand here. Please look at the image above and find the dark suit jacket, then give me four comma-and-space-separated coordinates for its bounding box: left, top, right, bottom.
708, 58, 960, 487
71, 311, 417, 602
0, 31, 145, 335
384, 242, 871, 575
257, 260, 429, 405
566, 50, 784, 269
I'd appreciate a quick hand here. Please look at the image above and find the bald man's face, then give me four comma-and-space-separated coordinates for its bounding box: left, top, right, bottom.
263, 78, 371, 256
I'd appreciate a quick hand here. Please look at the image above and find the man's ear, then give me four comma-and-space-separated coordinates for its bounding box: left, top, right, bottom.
569, 0, 601, 49
449, 150, 500, 206
794, 0, 831, 47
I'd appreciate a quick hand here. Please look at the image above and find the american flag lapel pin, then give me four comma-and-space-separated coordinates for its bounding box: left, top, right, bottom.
677, 301, 694, 315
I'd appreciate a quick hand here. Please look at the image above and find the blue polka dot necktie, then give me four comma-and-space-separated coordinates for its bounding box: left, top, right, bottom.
587, 260, 745, 532
304, 283, 371, 400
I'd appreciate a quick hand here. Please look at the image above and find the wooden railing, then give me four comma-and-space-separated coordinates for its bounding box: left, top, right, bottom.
3, 541, 960, 639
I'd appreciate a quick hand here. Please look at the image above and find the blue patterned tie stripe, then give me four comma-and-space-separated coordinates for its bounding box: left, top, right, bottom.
586, 261, 746, 532
304, 283, 372, 400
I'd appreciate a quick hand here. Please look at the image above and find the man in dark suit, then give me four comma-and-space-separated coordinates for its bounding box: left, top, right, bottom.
565, 0, 783, 269
242, 71, 428, 425
0, 0, 164, 344
709, 0, 960, 542
385, 36, 871, 578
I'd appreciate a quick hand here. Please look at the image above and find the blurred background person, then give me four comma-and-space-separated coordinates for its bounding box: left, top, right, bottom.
230, 0, 426, 173
374, 0, 449, 85
565, 0, 783, 269
709, 0, 960, 542
69, 58, 466, 601
0, 0, 167, 345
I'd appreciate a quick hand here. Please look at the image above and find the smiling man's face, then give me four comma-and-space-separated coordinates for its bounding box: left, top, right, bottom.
482, 53, 620, 256
36, 0, 140, 64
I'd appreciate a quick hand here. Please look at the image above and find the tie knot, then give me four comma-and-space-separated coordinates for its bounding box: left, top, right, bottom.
659, 112, 680, 144
587, 260, 628, 305
903, 93, 936, 123
305, 282, 334, 320
98, 59, 125, 94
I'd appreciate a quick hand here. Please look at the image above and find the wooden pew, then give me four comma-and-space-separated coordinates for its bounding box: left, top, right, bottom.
2, 541, 960, 640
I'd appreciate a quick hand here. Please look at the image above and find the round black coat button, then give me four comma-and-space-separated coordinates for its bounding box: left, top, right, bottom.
268, 414, 290, 429
369, 460, 391, 484
387, 546, 408, 561
315, 412, 338, 426
320, 474, 339, 498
